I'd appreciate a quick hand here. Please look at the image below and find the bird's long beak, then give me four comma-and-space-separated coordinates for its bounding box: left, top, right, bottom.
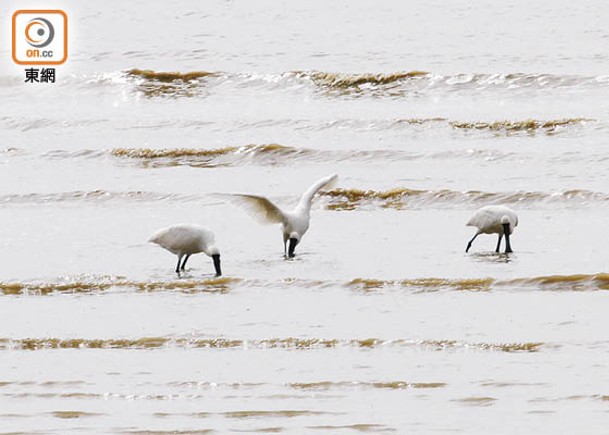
212, 254, 222, 276
502, 223, 513, 253
288, 238, 298, 258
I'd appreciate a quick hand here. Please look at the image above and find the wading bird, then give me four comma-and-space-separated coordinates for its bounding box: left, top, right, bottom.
149, 224, 221, 275
231, 174, 337, 257
465, 205, 518, 253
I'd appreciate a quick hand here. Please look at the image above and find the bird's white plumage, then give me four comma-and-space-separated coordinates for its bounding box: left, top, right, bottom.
149, 224, 218, 257
467, 205, 518, 235
231, 174, 337, 254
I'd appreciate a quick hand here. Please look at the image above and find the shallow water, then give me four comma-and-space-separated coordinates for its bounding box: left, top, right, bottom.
1, 0, 609, 433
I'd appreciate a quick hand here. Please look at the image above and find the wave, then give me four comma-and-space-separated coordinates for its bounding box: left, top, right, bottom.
296, 71, 609, 94
126, 69, 215, 82
348, 277, 495, 292
51, 411, 101, 419
0, 190, 197, 204
166, 380, 444, 390
298, 70, 429, 88
449, 118, 593, 134
124, 68, 215, 97
347, 273, 609, 292
110, 143, 418, 168
116, 68, 609, 98
320, 187, 609, 210
2, 273, 607, 297
110, 143, 315, 168
109, 144, 409, 168
1, 113, 595, 142
307, 424, 392, 433
125, 430, 213, 435
108, 118, 591, 168
0, 336, 543, 352
2, 187, 608, 208
454, 397, 498, 407
505, 273, 609, 291
302, 116, 593, 135
0, 277, 239, 295
289, 381, 446, 390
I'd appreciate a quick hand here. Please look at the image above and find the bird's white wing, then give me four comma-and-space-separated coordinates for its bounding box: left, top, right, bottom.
466, 206, 518, 230
466, 208, 494, 229
296, 174, 338, 211
230, 194, 286, 225
149, 224, 212, 254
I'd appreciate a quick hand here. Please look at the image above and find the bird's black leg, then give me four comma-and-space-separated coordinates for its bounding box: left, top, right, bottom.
181, 254, 191, 271
495, 234, 503, 253
466, 234, 478, 253
175, 255, 183, 274
503, 223, 513, 253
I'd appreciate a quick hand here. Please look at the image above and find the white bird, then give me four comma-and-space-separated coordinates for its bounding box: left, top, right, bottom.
149, 224, 221, 275
466, 205, 518, 253
231, 174, 337, 257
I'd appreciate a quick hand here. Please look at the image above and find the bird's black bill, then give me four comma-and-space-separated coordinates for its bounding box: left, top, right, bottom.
288, 237, 298, 258
466, 234, 478, 253
212, 254, 222, 276
502, 223, 513, 253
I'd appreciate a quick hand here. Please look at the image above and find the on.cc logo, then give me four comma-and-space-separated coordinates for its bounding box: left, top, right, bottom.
12, 10, 67, 65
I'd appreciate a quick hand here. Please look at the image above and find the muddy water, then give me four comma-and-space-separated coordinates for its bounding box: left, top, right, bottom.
1, 0, 609, 433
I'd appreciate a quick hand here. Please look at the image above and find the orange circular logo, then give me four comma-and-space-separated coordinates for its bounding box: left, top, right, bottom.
25, 17, 54, 48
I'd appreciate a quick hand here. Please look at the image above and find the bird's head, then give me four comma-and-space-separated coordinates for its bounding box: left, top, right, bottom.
206, 246, 221, 276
